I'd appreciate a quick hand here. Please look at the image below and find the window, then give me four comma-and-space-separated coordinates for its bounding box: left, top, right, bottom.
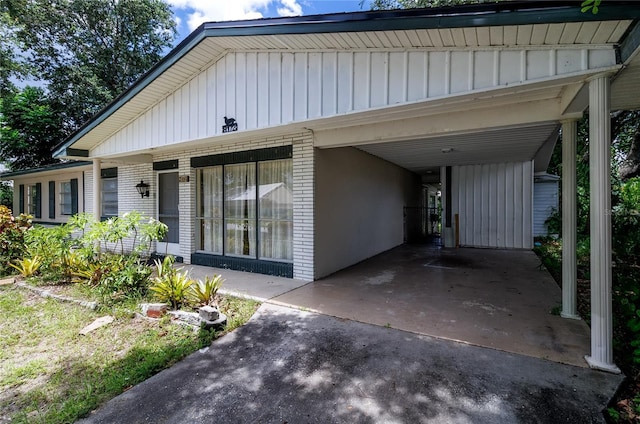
101, 169, 118, 218
27, 184, 40, 217
196, 156, 293, 262
60, 182, 72, 215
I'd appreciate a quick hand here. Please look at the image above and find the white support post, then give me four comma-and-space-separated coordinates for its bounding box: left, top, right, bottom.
92, 159, 101, 222
561, 119, 580, 320
585, 75, 620, 374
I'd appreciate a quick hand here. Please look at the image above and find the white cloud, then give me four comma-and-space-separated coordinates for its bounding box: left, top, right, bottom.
171, 0, 303, 31
277, 0, 302, 17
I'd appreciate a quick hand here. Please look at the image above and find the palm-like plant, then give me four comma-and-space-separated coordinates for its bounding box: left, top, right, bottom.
191, 275, 224, 306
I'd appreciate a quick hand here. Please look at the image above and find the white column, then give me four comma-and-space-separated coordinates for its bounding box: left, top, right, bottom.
561, 119, 580, 320
92, 159, 101, 222
585, 75, 620, 373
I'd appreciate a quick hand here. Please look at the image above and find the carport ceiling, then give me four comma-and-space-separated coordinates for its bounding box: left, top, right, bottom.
356, 122, 559, 175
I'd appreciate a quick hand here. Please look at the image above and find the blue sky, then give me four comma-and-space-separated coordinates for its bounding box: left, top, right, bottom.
170, 0, 370, 44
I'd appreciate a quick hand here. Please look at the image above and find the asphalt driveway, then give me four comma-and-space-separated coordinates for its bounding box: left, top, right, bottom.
78, 303, 622, 424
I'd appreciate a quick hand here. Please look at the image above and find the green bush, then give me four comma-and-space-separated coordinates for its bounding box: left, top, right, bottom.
0, 205, 32, 277
89, 254, 152, 306
612, 178, 640, 368
191, 275, 224, 307
149, 256, 194, 309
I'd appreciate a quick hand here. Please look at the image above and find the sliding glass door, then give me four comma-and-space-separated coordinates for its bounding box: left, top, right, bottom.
196, 158, 292, 262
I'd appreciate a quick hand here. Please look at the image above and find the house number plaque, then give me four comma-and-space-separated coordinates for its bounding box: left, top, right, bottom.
222, 116, 238, 133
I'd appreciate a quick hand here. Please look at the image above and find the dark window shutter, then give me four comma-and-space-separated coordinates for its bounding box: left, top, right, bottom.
70, 178, 78, 215
18, 185, 24, 214
35, 182, 42, 218
49, 181, 55, 219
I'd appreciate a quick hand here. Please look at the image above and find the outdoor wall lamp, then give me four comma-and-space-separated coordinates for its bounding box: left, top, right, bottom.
135, 180, 150, 198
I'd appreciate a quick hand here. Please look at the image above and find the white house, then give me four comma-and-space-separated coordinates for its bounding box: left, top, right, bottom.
4, 1, 640, 372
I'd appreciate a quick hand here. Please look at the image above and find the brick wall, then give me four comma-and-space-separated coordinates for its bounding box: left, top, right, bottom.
144, 130, 315, 280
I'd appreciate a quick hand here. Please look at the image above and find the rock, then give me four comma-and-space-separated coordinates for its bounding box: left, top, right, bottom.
200, 312, 227, 331
0, 277, 15, 286
141, 303, 168, 318
198, 305, 220, 321
168, 310, 200, 326
80, 316, 115, 335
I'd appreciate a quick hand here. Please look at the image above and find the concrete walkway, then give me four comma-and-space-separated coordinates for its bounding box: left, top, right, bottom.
78, 303, 622, 424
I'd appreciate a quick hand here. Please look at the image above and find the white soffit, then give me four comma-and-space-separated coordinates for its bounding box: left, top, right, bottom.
356, 122, 559, 174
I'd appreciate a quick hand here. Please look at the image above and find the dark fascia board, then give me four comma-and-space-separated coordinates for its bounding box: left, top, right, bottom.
52, 1, 640, 159
0, 161, 92, 179
620, 20, 640, 63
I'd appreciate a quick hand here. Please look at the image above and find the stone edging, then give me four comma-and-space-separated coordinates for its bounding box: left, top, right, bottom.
14, 281, 99, 310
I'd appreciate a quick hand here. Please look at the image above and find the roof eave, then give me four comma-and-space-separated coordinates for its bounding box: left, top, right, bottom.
52, 1, 640, 158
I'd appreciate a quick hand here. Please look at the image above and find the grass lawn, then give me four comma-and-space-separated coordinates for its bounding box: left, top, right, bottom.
0, 283, 259, 424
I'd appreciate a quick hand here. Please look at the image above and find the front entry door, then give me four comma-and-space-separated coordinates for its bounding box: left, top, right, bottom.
157, 172, 180, 256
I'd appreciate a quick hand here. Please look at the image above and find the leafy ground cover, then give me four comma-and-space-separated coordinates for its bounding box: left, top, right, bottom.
0, 283, 259, 424
534, 238, 639, 423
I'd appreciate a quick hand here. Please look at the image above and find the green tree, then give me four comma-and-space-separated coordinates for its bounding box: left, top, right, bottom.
0, 181, 12, 208
4, 0, 176, 132
0, 86, 64, 170
368, 0, 500, 10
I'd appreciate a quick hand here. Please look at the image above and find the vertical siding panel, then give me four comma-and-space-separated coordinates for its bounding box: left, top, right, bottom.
370, 52, 388, 107
388, 51, 406, 104
257, 53, 269, 127
158, 99, 167, 145
428, 52, 446, 97
497, 162, 506, 248
293, 52, 308, 121
524, 161, 533, 247
321, 52, 337, 116
189, 79, 198, 139
473, 51, 494, 89
308, 52, 322, 118
269, 53, 281, 125
180, 84, 190, 141
281, 52, 294, 123
152, 105, 159, 146
216, 56, 227, 131
197, 72, 207, 137
473, 165, 482, 245
173, 90, 182, 141
206, 66, 216, 135
235, 52, 247, 130
407, 51, 426, 101
505, 163, 515, 248
450, 51, 469, 94
337, 52, 352, 113
514, 162, 524, 248
246, 52, 258, 129
226, 53, 237, 129
144, 109, 153, 146
489, 165, 501, 247
500, 51, 521, 85
353, 52, 370, 110
481, 164, 490, 247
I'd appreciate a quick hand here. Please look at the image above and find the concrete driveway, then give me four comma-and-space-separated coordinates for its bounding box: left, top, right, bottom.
273, 245, 592, 368
78, 303, 622, 424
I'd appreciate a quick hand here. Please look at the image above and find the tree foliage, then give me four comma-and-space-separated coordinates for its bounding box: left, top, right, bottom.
0, 86, 64, 170
368, 0, 501, 11
4, 0, 176, 132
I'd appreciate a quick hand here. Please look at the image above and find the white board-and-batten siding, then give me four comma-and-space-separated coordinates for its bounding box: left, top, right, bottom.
452, 161, 533, 249
92, 47, 616, 157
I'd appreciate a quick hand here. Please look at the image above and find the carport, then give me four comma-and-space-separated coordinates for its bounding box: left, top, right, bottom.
273, 244, 591, 368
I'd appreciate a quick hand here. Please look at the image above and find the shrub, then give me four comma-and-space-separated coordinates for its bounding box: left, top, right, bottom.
149, 256, 194, 309
90, 255, 152, 305
191, 275, 224, 307
0, 206, 32, 277
9, 256, 43, 277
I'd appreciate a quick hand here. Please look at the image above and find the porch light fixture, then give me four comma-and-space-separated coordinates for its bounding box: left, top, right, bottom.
135, 180, 150, 198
